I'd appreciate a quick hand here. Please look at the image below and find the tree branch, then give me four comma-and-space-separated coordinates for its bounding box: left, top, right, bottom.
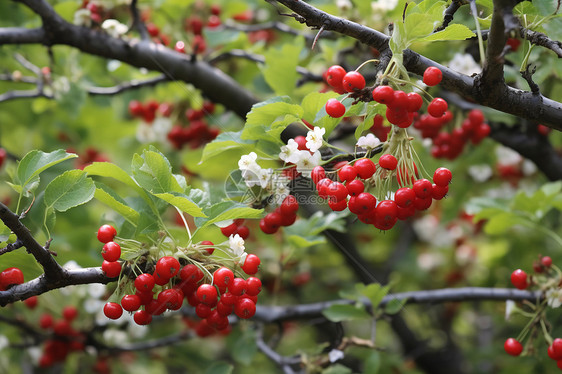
87, 75, 169, 95
0, 27, 45, 44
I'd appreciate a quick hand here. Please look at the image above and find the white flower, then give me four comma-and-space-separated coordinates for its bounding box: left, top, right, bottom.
136, 121, 157, 143
279, 139, 300, 163
448, 53, 481, 76
505, 300, 516, 320
84, 298, 105, 314
272, 183, 291, 205
152, 117, 173, 143
468, 164, 493, 182
0, 335, 8, 350
496, 145, 522, 166
329, 349, 344, 363
238, 152, 258, 171
305, 127, 325, 153
101, 19, 129, 38
546, 288, 562, 308
88, 283, 106, 299
521, 159, 537, 176
103, 329, 129, 345
229, 234, 247, 261
258, 168, 273, 189
356, 133, 381, 150
295, 151, 322, 177
417, 252, 445, 271
372, 0, 399, 12
73, 9, 92, 27
242, 167, 262, 188
336, 0, 352, 11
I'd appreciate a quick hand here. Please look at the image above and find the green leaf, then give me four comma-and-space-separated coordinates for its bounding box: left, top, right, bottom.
262, 36, 304, 96
284, 211, 347, 248
484, 212, 527, 235
200, 131, 254, 163
227, 328, 257, 365
153, 192, 206, 218
44, 170, 95, 212
243, 97, 303, 143
356, 104, 385, 139
0, 221, 12, 243
204, 362, 234, 374
360, 283, 390, 310
84, 162, 143, 192
322, 365, 352, 374
314, 97, 366, 137
131, 149, 183, 194
287, 234, 326, 248
364, 351, 381, 374
415, 24, 476, 42
384, 298, 407, 315
15, 149, 77, 197
204, 28, 241, 48
198, 202, 263, 229
323, 303, 370, 322
93, 182, 140, 224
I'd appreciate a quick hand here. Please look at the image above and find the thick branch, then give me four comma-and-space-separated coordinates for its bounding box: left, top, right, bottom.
253, 287, 541, 323
0, 27, 45, 44
0, 202, 63, 280
0, 267, 110, 306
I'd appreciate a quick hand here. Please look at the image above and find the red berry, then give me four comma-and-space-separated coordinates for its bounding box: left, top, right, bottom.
197, 284, 218, 306
328, 198, 348, 211
280, 195, 299, 215
428, 98, 448, 118
372, 86, 395, 105
386, 107, 414, 128
316, 178, 333, 198
342, 71, 366, 92
423, 67, 443, 86
346, 179, 364, 196
101, 241, 121, 262
174, 41, 186, 53
338, 165, 357, 183
103, 302, 123, 320
133, 310, 152, 325
394, 187, 416, 208
242, 254, 261, 275
135, 273, 155, 292
541, 256, 553, 268
510, 269, 528, 290
62, 306, 78, 322
200, 240, 215, 255
390, 90, 409, 110
220, 223, 237, 237
311, 166, 326, 184
294, 135, 308, 150
97, 224, 117, 243
548, 344, 562, 360
101, 261, 121, 278
375, 200, 398, 224
234, 297, 256, 319
504, 338, 523, 356
24, 295, 38, 309
0, 267, 24, 288
431, 184, 449, 200
155, 256, 181, 279
146, 23, 159, 37
325, 99, 346, 118
353, 158, 376, 179
325, 65, 346, 90
553, 338, 562, 358
213, 267, 235, 289
468, 109, 485, 125
235, 225, 250, 240
229, 277, 247, 296
378, 154, 398, 170
280, 213, 297, 227
433, 167, 452, 187
354, 192, 377, 215
413, 179, 433, 199
157, 288, 184, 310
245, 277, 262, 296
121, 294, 142, 312
326, 181, 348, 202
406, 92, 423, 112
259, 218, 278, 234
196, 303, 212, 318
128, 100, 144, 117
39, 313, 54, 329
180, 264, 204, 284
413, 196, 432, 211
264, 212, 282, 231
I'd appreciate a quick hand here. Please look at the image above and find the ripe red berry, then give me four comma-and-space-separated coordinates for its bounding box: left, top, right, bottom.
413, 179, 433, 199
158, 288, 184, 310
541, 256, 553, 268
346, 179, 364, 196
155, 256, 181, 279
328, 198, 348, 211
342, 71, 366, 92
97, 224, 117, 243
553, 338, 562, 358
326, 181, 348, 202
510, 269, 529, 290
372, 85, 395, 105
0, 267, 24, 288
39, 313, 54, 329
197, 284, 218, 306
128, 100, 144, 117
325, 98, 346, 118
311, 166, 326, 184
325, 65, 346, 90
504, 338, 523, 356
354, 158, 376, 179
394, 187, 416, 208
375, 200, 398, 224
423, 67, 443, 86
213, 267, 235, 289
234, 297, 256, 319
229, 277, 247, 296
62, 306, 78, 322
121, 294, 142, 312
406, 92, 423, 112
101, 260, 121, 278
433, 167, 452, 187
264, 212, 283, 231
101, 241, 121, 262
354, 192, 377, 215
428, 98, 448, 118
259, 218, 278, 234
103, 302, 123, 320
338, 165, 357, 183
245, 277, 262, 296
133, 310, 152, 325
431, 184, 449, 200
280, 195, 299, 215
378, 154, 398, 170
24, 295, 38, 309
220, 223, 238, 237
135, 273, 155, 292
242, 254, 261, 275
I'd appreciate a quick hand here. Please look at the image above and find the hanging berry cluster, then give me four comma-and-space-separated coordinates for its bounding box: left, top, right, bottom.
97, 224, 262, 332
504, 256, 562, 371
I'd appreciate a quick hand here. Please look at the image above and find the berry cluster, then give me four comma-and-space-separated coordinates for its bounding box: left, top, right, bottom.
79, 1, 106, 25
98, 224, 122, 279
128, 99, 171, 124
167, 101, 219, 149
372, 85, 424, 128
0, 266, 24, 290
259, 195, 299, 234
510, 256, 552, 290
220, 219, 250, 239
37, 306, 85, 367
311, 160, 452, 230
70, 147, 109, 170
414, 109, 491, 159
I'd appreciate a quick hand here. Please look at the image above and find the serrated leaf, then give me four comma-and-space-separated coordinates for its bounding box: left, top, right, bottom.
153, 192, 206, 217
415, 24, 476, 42
484, 212, 527, 235
204, 362, 233, 374
361, 283, 390, 310
384, 297, 407, 315
262, 36, 304, 96
44, 170, 95, 212
199, 202, 263, 229
93, 182, 140, 224
84, 162, 142, 192
323, 303, 370, 322
243, 97, 303, 142
15, 150, 77, 197
131, 150, 183, 194
0, 221, 12, 243
200, 131, 254, 163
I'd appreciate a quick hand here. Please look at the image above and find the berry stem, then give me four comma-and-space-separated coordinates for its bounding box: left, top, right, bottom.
174, 206, 192, 243
355, 58, 379, 72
